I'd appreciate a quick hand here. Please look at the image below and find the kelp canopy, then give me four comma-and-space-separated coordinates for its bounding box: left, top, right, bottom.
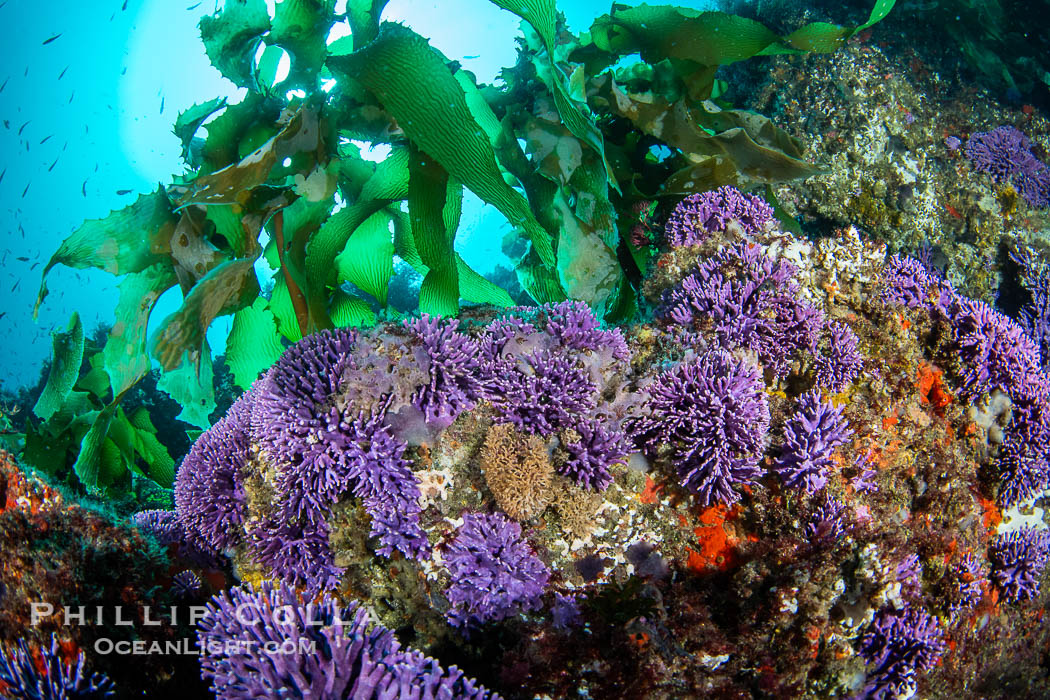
30, 0, 894, 491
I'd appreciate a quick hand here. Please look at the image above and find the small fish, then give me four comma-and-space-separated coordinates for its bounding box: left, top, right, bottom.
58, 66, 68, 80
68, 90, 74, 103
3, 120, 8, 128
463, 54, 480, 59
82, 180, 87, 196
0, 2, 7, 9
0, 78, 7, 93
116, 189, 132, 195
122, 0, 128, 10
11, 280, 19, 292
17, 120, 29, 135
16, 256, 28, 262
21, 182, 29, 197
187, 1, 201, 8
23, 66, 27, 77
160, 96, 165, 114
41, 33, 61, 45
39, 134, 51, 144
0, 168, 4, 185
47, 156, 59, 172
94, 163, 99, 172
30, 262, 40, 271
0, 312, 6, 322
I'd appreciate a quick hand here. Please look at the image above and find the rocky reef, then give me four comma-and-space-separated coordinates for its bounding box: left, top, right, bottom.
107, 187, 1050, 699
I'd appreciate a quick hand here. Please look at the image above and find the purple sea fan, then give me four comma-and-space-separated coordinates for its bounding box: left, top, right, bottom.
0, 635, 115, 699
630, 350, 770, 506
403, 314, 483, 428
773, 391, 852, 493
858, 606, 946, 700
949, 296, 1044, 399
443, 512, 550, 627
173, 405, 251, 554
989, 526, 1050, 603
662, 242, 821, 377
558, 418, 630, 491
815, 320, 865, 393
664, 185, 774, 247
197, 582, 498, 700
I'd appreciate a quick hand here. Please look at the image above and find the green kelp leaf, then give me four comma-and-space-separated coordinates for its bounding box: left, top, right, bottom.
269, 275, 303, 342
72, 404, 117, 493
344, 0, 389, 48
409, 149, 459, 316
764, 184, 802, 236
517, 251, 567, 305
594, 77, 823, 192
199, 0, 271, 89
110, 408, 176, 488
23, 420, 76, 477
104, 264, 178, 396
158, 347, 216, 429
588, 2, 895, 69
171, 207, 227, 285
335, 210, 394, 305
329, 292, 376, 328
178, 108, 324, 209
199, 93, 283, 174
174, 97, 228, 163
96, 437, 127, 490
553, 187, 623, 317
33, 312, 84, 422
660, 125, 824, 194
76, 351, 111, 401
305, 147, 409, 324
35, 187, 177, 318
456, 256, 514, 307
206, 203, 250, 257
452, 70, 503, 147
491, 0, 617, 189
391, 207, 514, 307
268, 0, 337, 89
152, 258, 260, 371
330, 24, 555, 267
226, 297, 286, 389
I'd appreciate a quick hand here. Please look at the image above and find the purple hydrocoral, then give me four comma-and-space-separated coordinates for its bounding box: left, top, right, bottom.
804, 493, 848, 543
197, 581, 498, 700
403, 314, 483, 428
664, 185, 775, 247
558, 418, 629, 491
662, 242, 822, 377
443, 512, 550, 627
0, 635, 115, 699
630, 350, 770, 506
965, 125, 1050, 208
131, 509, 222, 569
485, 349, 598, 435
544, 300, 630, 360
880, 254, 940, 309
949, 296, 1044, 399
773, 391, 852, 493
174, 390, 252, 554
989, 526, 1050, 602
895, 554, 923, 598
858, 606, 946, 700
171, 570, 203, 600
249, 329, 430, 591
815, 320, 865, 393
1011, 248, 1050, 365
946, 552, 986, 616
